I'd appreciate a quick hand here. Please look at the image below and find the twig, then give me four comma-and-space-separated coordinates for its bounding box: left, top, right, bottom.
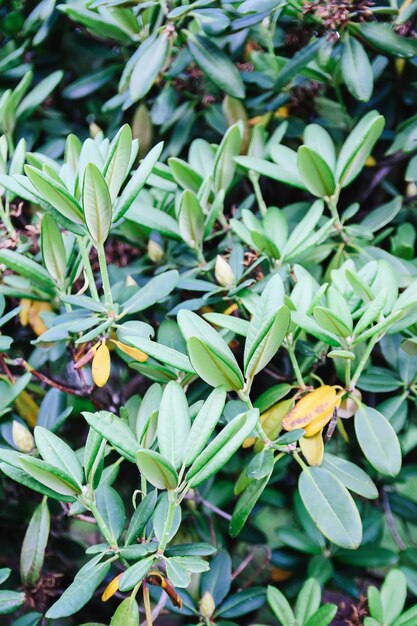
192, 495, 232, 521
231, 548, 256, 581
11, 358, 93, 397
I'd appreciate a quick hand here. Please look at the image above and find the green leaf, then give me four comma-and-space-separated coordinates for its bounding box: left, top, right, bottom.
178, 311, 243, 388
203, 313, 249, 337
24, 165, 84, 224
178, 189, 205, 249
186, 32, 245, 99
187, 336, 244, 391
157, 381, 191, 469
186, 409, 259, 487
336, 111, 385, 187
118, 555, 155, 592
83, 163, 112, 243
124, 491, 157, 546
17, 70, 63, 118
34, 426, 84, 487
40, 214, 66, 285
0, 590, 25, 614
95, 485, 126, 542
104, 124, 132, 202
114, 142, 163, 221
110, 596, 139, 626
267, 585, 294, 626
368, 586, 383, 622
230, 471, 271, 537
213, 123, 242, 192
275, 37, 323, 91
20, 457, 81, 497
20, 498, 50, 587
0, 249, 56, 294
357, 22, 417, 58
153, 493, 181, 544
123, 336, 194, 373
304, 604, 338, 626
341, 37, 373, 102
184, 386, 226, 466
129, 34, 169, 102
0, 462, 76, 502
321, 453, 378, 499
244, 273, 290, 381
298, 146, 336, 197
165, 558, 191, 588
299, 467, 362, 549
355, 405, 402, 477
313, 306, 352, 338
46, 554, 111, 618
295, 578, 321, 625
380, 569, 407, 625
392, 605, 417, 626
135, 449, 178, 490
83, 411, 140, 462
122, 270, 179, 315
168, 157, 204, 193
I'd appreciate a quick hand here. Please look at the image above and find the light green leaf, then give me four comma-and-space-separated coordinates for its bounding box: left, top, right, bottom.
135, 449, 178, 490
183, 386, 226, 466
20, 457, 81, 497
355, 405, 402, 477
299, 467, 362, 549
322, 453, 378, 499
110, 596, 139, 626
40, 214, 66, 285
20, 498, 50, 587
122, 270, 179, 315
119, 555, 155, 592
341, 36, 373, 102
298, 146, 336, 197
186, 32, 245, 99
157, 381, 191, 469
25, 164, 84, 224
83, 411, 140, 462
295, 578, 321, 625
46, 554, 111, 618
178, 189, 205, 249
83, 163, 112, 243
267, 585, 295, 626
186, 409, 259, 487
336, 111, 385, 187
34, 426, 84, 487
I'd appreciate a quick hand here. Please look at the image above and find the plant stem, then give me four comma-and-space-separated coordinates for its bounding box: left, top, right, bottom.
238, 390, 271, 446
85, 497, 116, 547
143, 584, 153, 626
158, 491, 177, 553
78, 237, 100, 302
0, 198, 16, 238
350, 335, 379, 390
293, 451, 308, 471
287, 343, 306, 389
249, 171, 267, 217
97, 242, 114, 315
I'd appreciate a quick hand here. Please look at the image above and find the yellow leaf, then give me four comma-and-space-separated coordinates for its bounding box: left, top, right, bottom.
282, 386, 340, 432
19, 299, 31, 327
111, 340, 148, 363
243, 398, 293, 449
92, 342, 111, 387
14, 391, 39, 428
102, 573, 121, 602
299, 432, 324, 467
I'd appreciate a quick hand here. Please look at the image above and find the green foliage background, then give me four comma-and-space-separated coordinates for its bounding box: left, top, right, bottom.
1, 1, 417, 625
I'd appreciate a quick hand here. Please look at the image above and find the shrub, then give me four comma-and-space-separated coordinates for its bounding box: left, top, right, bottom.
1, 1, 417, 625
